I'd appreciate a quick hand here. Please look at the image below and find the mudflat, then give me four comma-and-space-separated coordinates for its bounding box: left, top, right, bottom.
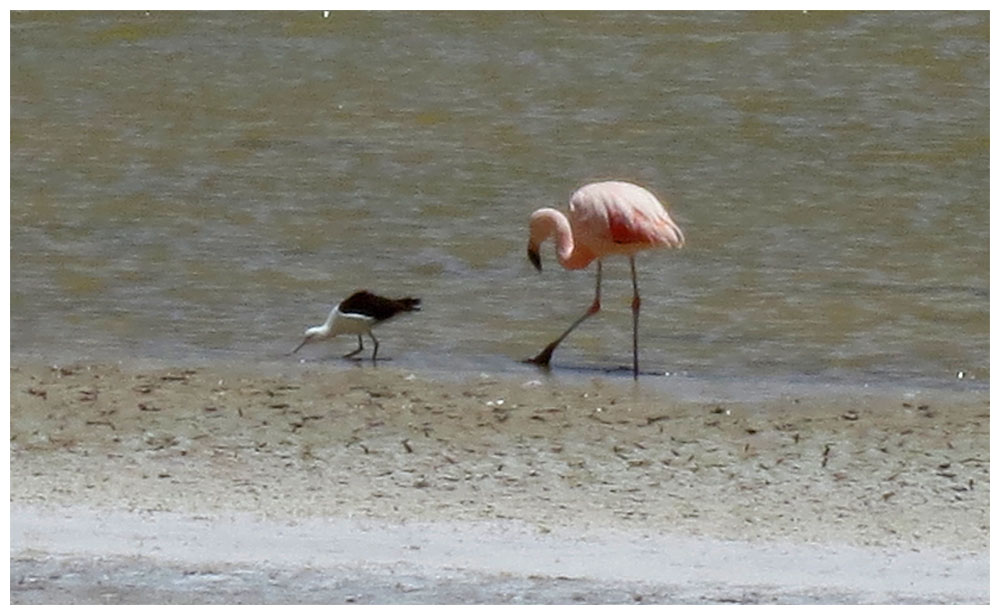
9, 361, 989, 603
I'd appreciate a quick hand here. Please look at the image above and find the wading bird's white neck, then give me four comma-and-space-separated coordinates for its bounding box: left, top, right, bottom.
322, 304, 340, 330
299, 304, 340, 347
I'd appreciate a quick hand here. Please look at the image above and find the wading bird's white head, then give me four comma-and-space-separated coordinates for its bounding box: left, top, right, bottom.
292, 324, 329, 354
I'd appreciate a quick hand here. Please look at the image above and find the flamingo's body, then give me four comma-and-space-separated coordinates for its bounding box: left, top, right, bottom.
292, 290, 420, 361
526, 181, 684, 379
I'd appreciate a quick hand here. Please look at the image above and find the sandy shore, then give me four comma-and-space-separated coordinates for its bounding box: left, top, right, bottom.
9, 360, 990, 603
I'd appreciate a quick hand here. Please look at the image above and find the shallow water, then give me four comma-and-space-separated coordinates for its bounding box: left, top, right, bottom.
10, 11, 989, 390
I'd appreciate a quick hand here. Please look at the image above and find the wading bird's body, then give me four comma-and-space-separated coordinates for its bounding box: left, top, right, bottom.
526, 181, 684, 379
292, 290, 420, 360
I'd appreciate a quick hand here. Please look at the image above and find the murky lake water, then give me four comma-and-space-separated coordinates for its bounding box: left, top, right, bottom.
10, 11, 989, 390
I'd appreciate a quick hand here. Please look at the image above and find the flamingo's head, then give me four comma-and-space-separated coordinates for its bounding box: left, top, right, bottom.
528, 208, 564, 272
527, 243, 542, 271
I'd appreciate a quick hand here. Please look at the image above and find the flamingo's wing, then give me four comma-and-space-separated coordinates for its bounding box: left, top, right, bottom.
606, 204, 661, 245
570, 181, 684, 251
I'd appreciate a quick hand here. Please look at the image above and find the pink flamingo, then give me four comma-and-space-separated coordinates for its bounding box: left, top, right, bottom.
525, 181, 685, 379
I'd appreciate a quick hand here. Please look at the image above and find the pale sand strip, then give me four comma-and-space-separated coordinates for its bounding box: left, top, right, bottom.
11, 506, 988, 603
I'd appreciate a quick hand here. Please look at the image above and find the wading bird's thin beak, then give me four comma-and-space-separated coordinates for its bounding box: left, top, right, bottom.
527, 246, 541, 272
291, 338, 308, 355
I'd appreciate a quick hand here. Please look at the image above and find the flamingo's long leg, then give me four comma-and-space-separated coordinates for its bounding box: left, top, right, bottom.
630, 255, 640, 380
526, 260, 602, 366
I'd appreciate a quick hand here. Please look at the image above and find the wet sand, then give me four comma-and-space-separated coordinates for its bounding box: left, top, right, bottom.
9, 360, 990, 603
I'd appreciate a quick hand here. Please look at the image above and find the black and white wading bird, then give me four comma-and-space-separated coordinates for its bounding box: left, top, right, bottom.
291, 290, 421, 360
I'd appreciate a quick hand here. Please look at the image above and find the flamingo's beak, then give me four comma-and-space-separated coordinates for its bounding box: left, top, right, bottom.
527, 246, 541, 272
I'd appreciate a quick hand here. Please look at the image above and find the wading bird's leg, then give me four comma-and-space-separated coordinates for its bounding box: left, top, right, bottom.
369, 331, 380, 362
343, 335, 364, 358
526, 260, 602, 367
630, 256, 640, 381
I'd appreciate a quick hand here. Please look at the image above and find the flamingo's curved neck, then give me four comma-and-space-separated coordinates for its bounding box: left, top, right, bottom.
530, 208, 594, 270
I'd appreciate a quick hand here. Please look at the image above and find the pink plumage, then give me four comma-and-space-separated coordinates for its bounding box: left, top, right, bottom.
528, 181, 684, 270
569, 181, 685, 254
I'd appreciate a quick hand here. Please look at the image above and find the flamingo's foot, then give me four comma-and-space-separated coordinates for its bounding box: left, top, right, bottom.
523, 344, 557, 368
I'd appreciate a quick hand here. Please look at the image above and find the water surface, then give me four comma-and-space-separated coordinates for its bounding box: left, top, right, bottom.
10, 11, 989, 390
